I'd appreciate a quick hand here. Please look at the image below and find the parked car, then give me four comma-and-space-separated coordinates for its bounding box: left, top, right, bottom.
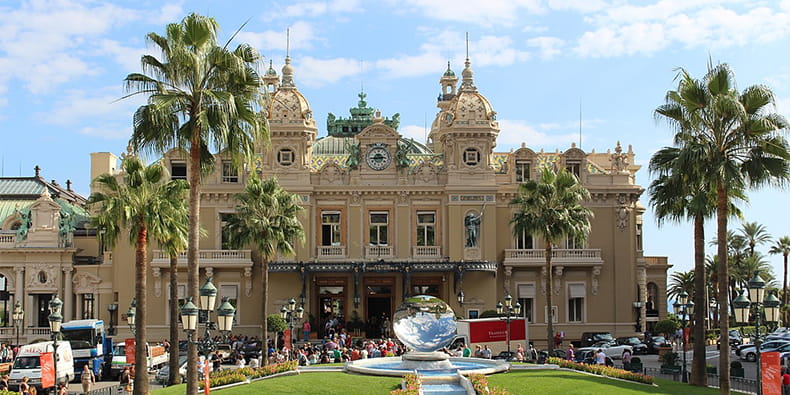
738, 341, 790, 362
578, 341, 633, 360
492, 351, 519, 362
717, 329, 743, 349
644, 336, 670, 354
579, 332, 614, 348
616, 337, 648, 355
574, 349, 614, 367
156, 356, 188, 385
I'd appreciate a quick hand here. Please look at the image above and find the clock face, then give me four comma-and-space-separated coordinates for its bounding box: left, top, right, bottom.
366, 146, 391, 171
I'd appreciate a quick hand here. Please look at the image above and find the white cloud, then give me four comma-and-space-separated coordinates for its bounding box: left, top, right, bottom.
236, 21, 319, 53
527, 36, 565, 59
150, 2, 184, 25
399, 125, 430, 142
78, 125, 132, 140
96, 40, 147, 74
547, 0, 609, 13
497, 119, 579, 148
262, 0, 363, 20
295, 56, 362, 87
395, 0, 544, 27
775, 97, 790, 120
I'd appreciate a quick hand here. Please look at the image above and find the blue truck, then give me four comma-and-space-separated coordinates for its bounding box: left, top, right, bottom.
61, 319, 112, 381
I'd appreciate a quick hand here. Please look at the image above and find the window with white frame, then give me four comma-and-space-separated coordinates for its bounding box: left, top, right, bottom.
416, 211, 436, 246
221, 161, 239, 183
517, 283, 535, 323
220, 284, 239, 323
369, 212, 389, 246
82, 293, 95, 319
544, 305, 558, 323
636, 222, 643, 251
321, 211, 342, 246
565, 161, 581, 178
568, 283, 585, 322
565, 235, 585, 249
515, 229, 533, 249
515, 160, 531, 182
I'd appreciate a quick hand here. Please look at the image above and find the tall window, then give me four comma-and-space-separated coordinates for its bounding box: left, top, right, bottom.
321, 212, 342, 246
220, 213, 233, 250
515, 160, 531, 182
565, 161, 581, 178
82, 293, 95, 319
220, 284, 239, 322
517, 283, 535, 323
221, 161, 238, 183
416, 211, 436, 246
566, 236, 584, 249
515, 229, 533, 249
568, 283, 585, 322
369, 212, 389, 246
171, 161, 187, 180
636, 223, 643, 251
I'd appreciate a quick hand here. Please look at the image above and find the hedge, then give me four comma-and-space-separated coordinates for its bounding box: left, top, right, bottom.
547, 357, 655, 385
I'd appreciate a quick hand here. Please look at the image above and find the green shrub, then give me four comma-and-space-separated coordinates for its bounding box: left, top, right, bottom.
267, 314, 287, 333
547, 357, 655, 385
654, 319, 679, 338
659, 352, 679, 367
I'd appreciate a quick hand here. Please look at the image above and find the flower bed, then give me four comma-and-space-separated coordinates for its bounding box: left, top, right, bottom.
547, 357, 655, 385
469, 373, 511, 395
390, 373, 421, 395
199, 360, 299, 389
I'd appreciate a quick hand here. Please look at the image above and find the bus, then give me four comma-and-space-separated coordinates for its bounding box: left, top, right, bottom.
61, 319, 112, 381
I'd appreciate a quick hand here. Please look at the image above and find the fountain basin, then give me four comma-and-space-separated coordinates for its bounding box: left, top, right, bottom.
344, 356, 510, 377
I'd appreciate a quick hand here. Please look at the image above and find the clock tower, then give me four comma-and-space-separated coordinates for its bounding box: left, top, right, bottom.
356, 112, 401, 184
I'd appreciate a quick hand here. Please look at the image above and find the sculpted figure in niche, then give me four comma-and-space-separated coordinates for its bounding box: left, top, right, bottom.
465, 211, 483, 248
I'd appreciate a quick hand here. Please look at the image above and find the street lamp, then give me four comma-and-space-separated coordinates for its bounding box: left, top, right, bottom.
12, 301, 24, 347
126, 299, 136, 335
632, 300, 644, 333
107, 303, 118, 336
48, 294, 63, 390
281, 297, 304, 355
496, 294, 522, 357
672, 290, 694, 383
733, 272, 776, 395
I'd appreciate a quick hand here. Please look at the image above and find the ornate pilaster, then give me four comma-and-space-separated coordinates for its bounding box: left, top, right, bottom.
553, 266, 564, 296
591, 266, 601, 295
62, 267, 73, 320
540, 267, 547, 296
152, 267, 162, 297
244, 267, 253, 297
504, 266, 513, 295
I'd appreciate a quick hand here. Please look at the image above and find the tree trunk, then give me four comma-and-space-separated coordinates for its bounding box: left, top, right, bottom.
717, 184, 730, 394
262, 257, 269, 365
186, 135, 202, 395
168, 254, 180, 385
691, 215, 707, 386
134, 225, 149, 395
783, 253, 788, 327
545, 244, 554, 354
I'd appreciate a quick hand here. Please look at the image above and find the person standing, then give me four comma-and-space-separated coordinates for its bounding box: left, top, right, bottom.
303, 320, 311, 342
81, 364, 95, 393
119, 367, 131, 394
462, 344, 472, 358
565, 344, 575, 361
481, 345, 492, 359
595, 349, 606, 365
622, 349, 632, 371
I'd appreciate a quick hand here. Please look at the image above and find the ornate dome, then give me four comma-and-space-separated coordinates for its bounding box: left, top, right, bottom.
446, 58, 496, 124
266, 57, 315, 126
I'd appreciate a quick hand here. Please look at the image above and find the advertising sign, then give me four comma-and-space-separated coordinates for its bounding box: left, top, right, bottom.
203, 362, 210, 395
40, 351, 54, 389
125, 338, 135, 365
283, 329, 292, 351
468, 319, 526, 343
761, 351, 781, 395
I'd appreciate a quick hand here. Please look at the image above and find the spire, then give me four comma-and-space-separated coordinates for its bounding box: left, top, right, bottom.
281, 28, 296, 89
263, 59, 279, 91
460, 32, 476, 92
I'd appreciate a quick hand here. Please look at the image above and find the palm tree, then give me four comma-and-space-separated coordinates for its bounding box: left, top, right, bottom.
739, 221, 772, 257
88, 156, 189, 395
225, 176, 305, 362
705, 257, 719, 326
123, 13, 266, 393
655, 62, 790, 394
667, 271, 696, 302
510, 168, 592, 354
769, 236, 790, 326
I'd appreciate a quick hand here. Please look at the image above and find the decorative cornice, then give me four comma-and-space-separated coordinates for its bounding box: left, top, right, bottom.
269, 260, 496, 273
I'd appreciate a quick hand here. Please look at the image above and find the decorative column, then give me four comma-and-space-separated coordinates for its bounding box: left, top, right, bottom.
14, 267, 24, 331
637, 265, 647, 332
63, 267, 74, 321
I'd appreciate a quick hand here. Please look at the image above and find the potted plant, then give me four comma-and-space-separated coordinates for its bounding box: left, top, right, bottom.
630, 357, 643, 373
731, 361, 745, 378
659, 351, 681, 374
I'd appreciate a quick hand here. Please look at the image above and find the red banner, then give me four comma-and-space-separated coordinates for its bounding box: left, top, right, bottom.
283, 329, 292, 351
762, 351, 781, 395
203, 362, 210, 395
468, 319, 526, 343
40, 351, 54, 389
125, 338, 135, 365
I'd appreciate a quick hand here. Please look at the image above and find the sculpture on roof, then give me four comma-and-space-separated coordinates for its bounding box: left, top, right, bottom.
14, 208, 31, 242
395, 141, 411, 169
611, 141, 629, 173
346, 141, 361, 170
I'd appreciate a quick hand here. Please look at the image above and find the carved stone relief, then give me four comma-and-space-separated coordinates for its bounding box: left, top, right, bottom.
554, 266, 564, 296
244, 267, 253, 297
26, 264, 58, 291
72, 272, 102, 294
591, 266, 602, 296
152, 267, 162, 297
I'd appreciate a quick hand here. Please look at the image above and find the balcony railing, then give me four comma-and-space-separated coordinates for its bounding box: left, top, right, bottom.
317, 246, 346, 258
365, 245, 393, 259
0, 233, 15, 248
151, 249, 252, 267
503, 248, 604, 267
412, 246, 442, 259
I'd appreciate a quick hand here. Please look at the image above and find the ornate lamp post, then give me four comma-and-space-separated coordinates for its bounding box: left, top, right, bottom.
126, 299, 136, 335
672, 290, 694, 383
48, 295, 63, 390
12, 301, 24, 347
181, 277, 235, 383
633, 300, 644, 333
107, 303, 118, 336
733, 272, 775, 395
280, 297, 304, 354
496, 294, 522, 357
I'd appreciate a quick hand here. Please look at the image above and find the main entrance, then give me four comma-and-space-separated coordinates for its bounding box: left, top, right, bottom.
315, 277, 347, 338
365, 277, 393, 339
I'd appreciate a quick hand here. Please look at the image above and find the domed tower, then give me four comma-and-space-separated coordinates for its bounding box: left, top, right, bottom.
435, 54, 499, 185
262, 55, 317, 184
262, 60, 279, 93
427, 62, 458, 151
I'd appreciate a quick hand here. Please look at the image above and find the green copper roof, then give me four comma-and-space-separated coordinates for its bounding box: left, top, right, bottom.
0, 178, 46, 196
443, 61, 455, 77
0, 200, 30, 227
326, 92, 400, 137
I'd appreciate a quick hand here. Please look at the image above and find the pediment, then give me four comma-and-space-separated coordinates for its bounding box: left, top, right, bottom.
357, 123, 399, 141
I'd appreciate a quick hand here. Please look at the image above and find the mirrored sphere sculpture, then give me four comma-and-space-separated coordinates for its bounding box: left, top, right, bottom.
393, 295, 457, 352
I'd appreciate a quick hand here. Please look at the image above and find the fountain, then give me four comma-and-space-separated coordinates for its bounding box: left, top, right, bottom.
344, 295, 509, 377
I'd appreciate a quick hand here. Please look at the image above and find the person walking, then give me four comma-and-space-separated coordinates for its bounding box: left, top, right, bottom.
81, 364, 95, 393
565, 344, 575, 361
622, 348, 632, 371
303, 320, 311, 342
595, 349, 606, 365
119, 366, 132, 393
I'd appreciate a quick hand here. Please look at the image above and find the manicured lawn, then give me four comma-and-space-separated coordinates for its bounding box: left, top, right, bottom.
151, 369, 746, 394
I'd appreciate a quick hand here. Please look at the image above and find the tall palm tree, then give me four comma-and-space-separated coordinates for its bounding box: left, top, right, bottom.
769, 236, 790, 326
655, 62, 790, 394
705, 257, 719, 326
739, 221, 772, 257
225, 176, 305, 363
510, 168, 592, 354
123, 13, 266, 393
667, 270, 696, 302
88, 156, 189, 395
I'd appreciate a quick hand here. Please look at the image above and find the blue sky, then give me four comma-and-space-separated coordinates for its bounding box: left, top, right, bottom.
1, 0, 789, 284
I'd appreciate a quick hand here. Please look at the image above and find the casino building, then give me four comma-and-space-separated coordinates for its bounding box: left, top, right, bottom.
0, 54, 669, 348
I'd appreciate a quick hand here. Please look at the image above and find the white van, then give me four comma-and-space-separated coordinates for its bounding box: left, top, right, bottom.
8, 341, 74, 392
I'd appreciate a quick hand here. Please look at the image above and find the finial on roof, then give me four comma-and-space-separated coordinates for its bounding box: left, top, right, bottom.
460, 32, 476, 92
281, 28, 296, 88
66, 180, 72, 191
34, 165, 41, 178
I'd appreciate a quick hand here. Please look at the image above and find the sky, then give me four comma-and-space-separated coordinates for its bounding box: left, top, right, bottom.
0, 0, 789, 287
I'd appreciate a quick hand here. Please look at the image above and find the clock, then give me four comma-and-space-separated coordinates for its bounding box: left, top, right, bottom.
366, 146, 391, 171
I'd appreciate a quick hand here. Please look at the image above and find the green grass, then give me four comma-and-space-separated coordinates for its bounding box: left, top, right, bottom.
151, 369, 746, 395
